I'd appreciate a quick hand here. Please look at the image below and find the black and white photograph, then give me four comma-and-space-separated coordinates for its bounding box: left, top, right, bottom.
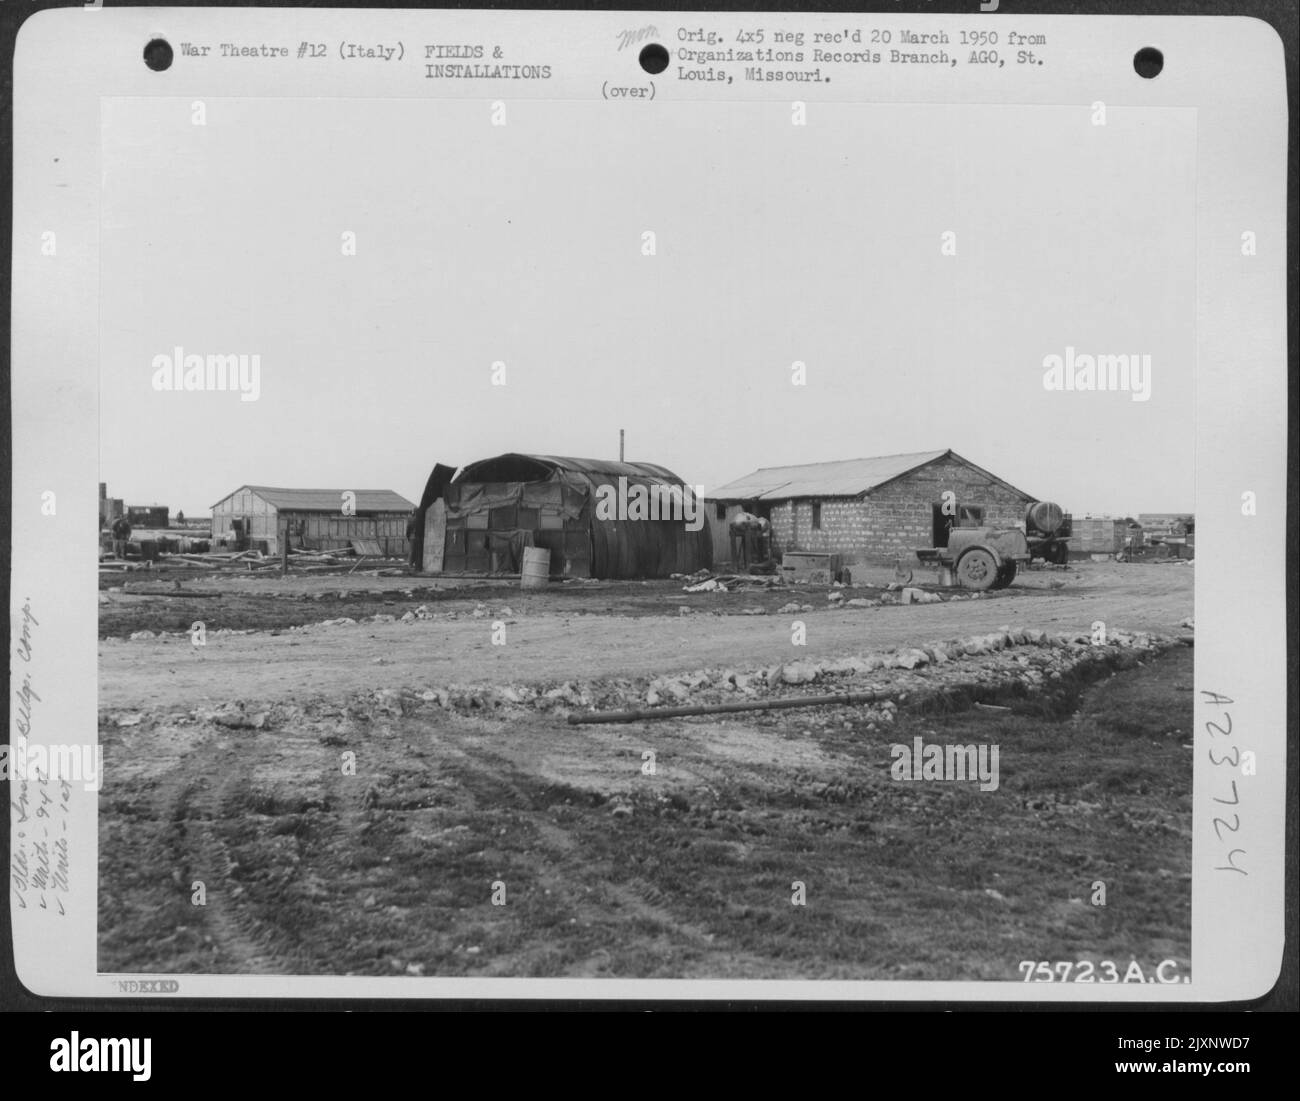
6, 5, 1289, 1004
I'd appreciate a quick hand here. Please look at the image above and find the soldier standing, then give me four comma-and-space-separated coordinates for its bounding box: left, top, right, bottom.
111, 515, 132, 559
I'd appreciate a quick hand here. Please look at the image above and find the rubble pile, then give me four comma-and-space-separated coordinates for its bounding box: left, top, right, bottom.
316, 626, 1184, 725
673, 569, 784, 593
131, 624, 1187, 737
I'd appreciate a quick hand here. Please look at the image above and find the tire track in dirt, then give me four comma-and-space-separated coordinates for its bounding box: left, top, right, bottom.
444, 726, 764, 972
151, 729, 293, 973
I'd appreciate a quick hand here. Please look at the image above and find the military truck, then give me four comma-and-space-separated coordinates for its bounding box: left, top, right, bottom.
915, 500, 1069, 590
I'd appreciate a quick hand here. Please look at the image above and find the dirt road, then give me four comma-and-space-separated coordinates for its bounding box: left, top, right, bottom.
97, 561, 1194, 978
98, 645, 1194, 979
99, 563, 1192, 710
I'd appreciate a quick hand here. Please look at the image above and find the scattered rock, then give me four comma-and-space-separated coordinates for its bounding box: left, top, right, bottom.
685, 578, 721, 593
544, 682, 587, 707
781, 662, 819, 685
658, 679, 691, 701
211, 707, 267, 730
891, 648, 930, 670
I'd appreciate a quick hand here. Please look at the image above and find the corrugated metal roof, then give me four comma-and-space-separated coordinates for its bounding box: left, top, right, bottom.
710, 450, 950, 501
534, 455, 685, 483
212, 486, 415, 512
457, 453, 688, 485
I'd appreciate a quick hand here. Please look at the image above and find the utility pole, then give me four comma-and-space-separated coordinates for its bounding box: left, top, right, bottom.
619, 429, 625, 462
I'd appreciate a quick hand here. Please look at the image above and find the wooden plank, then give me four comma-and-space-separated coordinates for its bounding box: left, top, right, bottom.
423, 500, 446, 573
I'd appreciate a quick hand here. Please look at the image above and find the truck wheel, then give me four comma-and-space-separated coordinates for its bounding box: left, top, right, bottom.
956, 548, 998, 591
993, 561, 1018, 589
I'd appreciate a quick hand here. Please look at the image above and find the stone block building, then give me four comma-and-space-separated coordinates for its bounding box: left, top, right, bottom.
708, 449, 1039, 566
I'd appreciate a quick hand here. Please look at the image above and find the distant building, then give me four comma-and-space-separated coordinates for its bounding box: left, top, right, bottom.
98, 483, 125, 528
1138, 513, 1194, 538
126, 505, 170, 529
210, 485, 415, 556
1138, 512, 1194, 559
1068, 518, 1126, 557
709, 449, 1039, 565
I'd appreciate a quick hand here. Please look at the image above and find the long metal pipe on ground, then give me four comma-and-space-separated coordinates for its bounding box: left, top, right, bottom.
567, 689, 891, 725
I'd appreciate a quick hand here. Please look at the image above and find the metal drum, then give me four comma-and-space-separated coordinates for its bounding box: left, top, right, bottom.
520, 546, 551, 589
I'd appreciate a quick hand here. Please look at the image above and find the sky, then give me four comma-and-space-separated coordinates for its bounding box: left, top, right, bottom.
100, 96, 1196, 518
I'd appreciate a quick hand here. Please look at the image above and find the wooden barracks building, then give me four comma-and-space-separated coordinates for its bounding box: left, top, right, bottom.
210, 485, 414, 556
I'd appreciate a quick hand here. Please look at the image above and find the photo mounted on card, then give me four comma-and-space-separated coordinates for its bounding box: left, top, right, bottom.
8, 6, 1288, 1001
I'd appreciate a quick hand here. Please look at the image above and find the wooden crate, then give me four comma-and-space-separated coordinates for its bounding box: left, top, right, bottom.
780, 552, 841, 584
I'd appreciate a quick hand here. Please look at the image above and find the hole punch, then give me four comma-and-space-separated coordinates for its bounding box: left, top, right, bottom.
638, 43, 669, 75
1133, 47, 1163, 79
143, 38, 174, 72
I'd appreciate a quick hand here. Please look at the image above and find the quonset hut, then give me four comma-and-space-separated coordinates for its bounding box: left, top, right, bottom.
413, 454, 711, 580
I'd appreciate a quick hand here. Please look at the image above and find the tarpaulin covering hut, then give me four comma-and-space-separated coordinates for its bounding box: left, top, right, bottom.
414, 454, 711, 579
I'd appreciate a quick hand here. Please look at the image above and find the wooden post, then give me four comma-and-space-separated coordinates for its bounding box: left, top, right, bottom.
619, 429, 624, 462
281, 517, 289, 576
